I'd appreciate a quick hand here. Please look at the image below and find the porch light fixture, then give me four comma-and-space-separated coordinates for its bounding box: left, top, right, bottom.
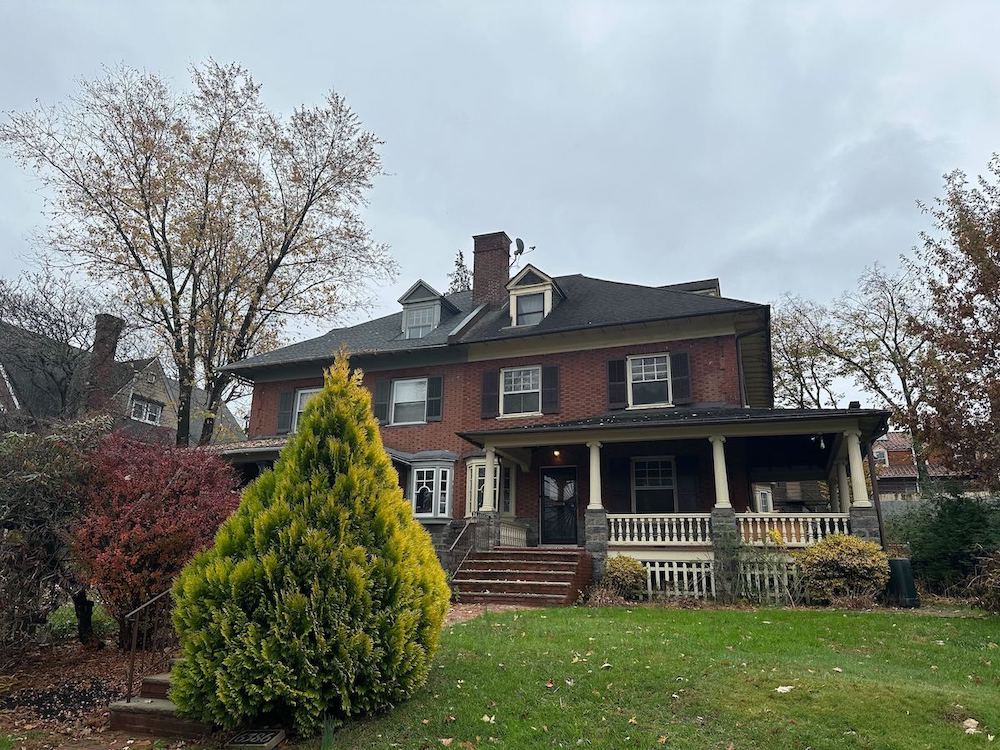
553, 450, 561, 457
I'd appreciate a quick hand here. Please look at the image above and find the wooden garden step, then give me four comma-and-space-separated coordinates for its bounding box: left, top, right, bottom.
108, 698, 209, 738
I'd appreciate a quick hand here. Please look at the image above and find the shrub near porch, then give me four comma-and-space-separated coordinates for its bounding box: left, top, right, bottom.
318, 607, 999, 750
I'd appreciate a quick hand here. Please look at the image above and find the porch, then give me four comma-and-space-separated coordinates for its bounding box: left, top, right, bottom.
458, 406, 890, 592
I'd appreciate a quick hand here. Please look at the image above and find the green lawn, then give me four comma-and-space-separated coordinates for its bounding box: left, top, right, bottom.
316, 606, 999, 750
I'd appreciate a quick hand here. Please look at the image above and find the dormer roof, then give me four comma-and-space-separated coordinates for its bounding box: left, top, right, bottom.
507, 264, 564, 298
398, 279, 460, 313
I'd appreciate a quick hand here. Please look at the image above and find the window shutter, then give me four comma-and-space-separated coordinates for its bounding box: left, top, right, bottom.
275, 391, 294, 434
372, 379, 391, 423
607, 359, 627, 410
670, 352, 692, 404
481, 370, 500, 419
426, 376, 443, 421
541, 365, 560, 414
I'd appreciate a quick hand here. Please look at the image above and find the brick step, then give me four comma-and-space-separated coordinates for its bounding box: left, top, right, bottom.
109, 698, 209, 738
458, 591, 572, 606
453, 568, 578, 582
461, 558, 580, 571
139, 672, 171, 700
470, 549, 583, 563
454, 579, 572, 595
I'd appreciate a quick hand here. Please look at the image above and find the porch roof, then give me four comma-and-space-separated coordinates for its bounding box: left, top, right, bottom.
458, 406, 890, 447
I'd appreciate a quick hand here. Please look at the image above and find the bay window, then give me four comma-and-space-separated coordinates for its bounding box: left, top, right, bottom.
411, 464, 451, 517
466, 459, 515, 516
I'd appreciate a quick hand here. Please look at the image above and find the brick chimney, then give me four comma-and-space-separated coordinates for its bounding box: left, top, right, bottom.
472, 231, 511, 307
85, 313, 125, 413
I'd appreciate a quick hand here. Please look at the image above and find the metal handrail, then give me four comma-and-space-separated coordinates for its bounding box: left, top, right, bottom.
124, 589, 175, 703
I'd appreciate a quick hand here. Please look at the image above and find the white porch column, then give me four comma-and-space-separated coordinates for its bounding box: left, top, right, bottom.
845, 431, 872, 508
836, 460, 851, 511
587, 441, 603, 510
482, 445, 497, 513
709, 435, 731, 509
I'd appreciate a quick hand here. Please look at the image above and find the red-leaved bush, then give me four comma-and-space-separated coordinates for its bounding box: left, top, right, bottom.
73, 434, 240, 643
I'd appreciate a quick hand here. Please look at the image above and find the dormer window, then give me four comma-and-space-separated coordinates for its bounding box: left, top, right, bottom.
507, 264, 562, 328
515, 293, 545, 326
397, 280, 458, 340
403, 304, 437, 339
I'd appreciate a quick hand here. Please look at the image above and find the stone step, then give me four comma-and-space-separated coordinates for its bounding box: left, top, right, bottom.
139, 672, 171, 700
469, 549, 583, 563
454, 579, 572, 595
453, 568, 578, 582
108, 698, 209, 738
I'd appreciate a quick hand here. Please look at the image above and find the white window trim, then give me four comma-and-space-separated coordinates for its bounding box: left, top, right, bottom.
390, 377, 429, 426
509, 283, 553, 327
401, 302, 440, 339
409, 462, 452, 518
0, 363, 20, 411
129, 396, 163, 426
626, 353, 673, 410
466, 458, 517, 517
499, 365, 543, 417
291, 387, 322, 432
630, 455, 678, 513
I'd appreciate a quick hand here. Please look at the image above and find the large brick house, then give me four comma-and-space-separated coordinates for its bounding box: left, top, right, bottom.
221, 231, 889, 600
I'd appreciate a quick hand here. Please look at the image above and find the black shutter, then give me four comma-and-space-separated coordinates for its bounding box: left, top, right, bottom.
481, 370, 500, 419
541, 365, 560, 414
426, 376, 443, 421
372, 379, 391, 423
275, 391, 294, 434
608, 359, 627, 410
670, 352, 692, 404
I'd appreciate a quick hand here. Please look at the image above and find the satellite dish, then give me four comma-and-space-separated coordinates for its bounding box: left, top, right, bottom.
515, 237, 525, 256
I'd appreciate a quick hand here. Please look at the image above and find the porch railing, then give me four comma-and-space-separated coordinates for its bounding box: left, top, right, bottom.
498, 518, 529, 547
608, 513, 712, 545
738, 513, 850, 547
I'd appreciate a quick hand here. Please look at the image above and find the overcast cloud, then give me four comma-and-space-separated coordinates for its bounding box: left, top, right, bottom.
2, 1, 998, 333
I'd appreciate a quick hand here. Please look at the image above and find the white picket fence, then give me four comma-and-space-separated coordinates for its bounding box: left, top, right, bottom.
641, 558, 716, 599
738, 513, 849, 547
620, 555, 800, 603
607, 513, 712, 545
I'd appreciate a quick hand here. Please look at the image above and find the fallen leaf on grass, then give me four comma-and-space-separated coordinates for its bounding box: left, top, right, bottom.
774, 686, 794, 694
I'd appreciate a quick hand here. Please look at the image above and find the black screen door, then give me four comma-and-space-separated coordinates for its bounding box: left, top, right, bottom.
540, 466, 578, 545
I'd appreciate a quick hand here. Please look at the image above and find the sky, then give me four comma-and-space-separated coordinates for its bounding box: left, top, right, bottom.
2, 1, 999, 339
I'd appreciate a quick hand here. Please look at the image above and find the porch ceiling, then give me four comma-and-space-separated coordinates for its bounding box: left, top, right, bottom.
458, 406, 890, 449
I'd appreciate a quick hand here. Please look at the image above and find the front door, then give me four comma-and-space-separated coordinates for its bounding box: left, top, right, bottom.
540, 466, 578, 545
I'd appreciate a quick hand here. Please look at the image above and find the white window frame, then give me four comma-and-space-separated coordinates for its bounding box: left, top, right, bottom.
410, 463, 452, 518
626, 353, 672, 409
129, 396, 163, 426
499, 365, 542, 417
402, 302, 440, 339
630, 455, 678, 513
466, 458, 516, 516
873, 448, 889, 467
509, 283, 553, 327
390, 377, 429, 425
292, 387, 322, 432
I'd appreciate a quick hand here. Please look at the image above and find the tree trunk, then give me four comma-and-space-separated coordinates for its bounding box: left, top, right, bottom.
72, 588, 100, 648
197, 374, 231, 446
174, 367, 194, 447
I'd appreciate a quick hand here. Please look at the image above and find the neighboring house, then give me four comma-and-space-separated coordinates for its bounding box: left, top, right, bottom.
0, 314, 244, 446
221, 231, 889, 600
872, 431, 974, 506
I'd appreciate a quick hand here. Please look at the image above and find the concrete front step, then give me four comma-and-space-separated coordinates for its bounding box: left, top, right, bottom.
108, 698, 209, 738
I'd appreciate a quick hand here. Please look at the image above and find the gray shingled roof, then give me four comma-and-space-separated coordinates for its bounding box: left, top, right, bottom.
226, 275, 763, 373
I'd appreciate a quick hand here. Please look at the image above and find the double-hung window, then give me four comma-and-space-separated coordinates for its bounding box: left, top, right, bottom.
391, 378, 428, 424
292, 388, 322, 431
501, 366, 541, 416
467, 460, 515, 515
514, 292, 545, 326
129, 396, 162, 425
627, 354, 671, 407
631, 457, 677, 513
403, 304, 436, 339
411, 464, 450, 517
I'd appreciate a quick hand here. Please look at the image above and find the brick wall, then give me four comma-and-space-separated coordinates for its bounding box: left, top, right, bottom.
246, 334, 744, 520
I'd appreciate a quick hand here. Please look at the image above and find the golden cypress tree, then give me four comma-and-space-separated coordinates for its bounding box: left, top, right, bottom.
170, 353, 449, 735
